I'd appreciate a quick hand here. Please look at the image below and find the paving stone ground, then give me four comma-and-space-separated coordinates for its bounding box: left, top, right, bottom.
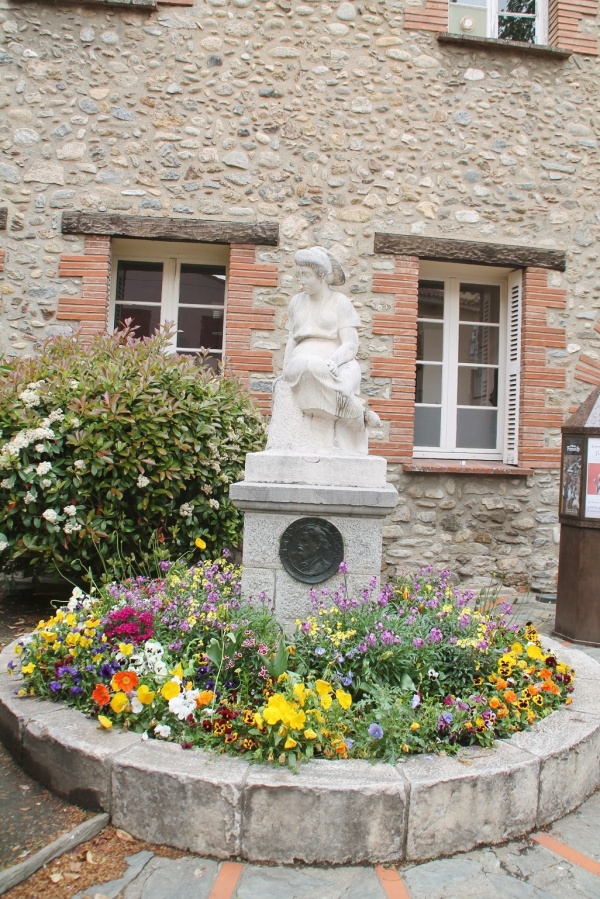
3, 591, 600, 898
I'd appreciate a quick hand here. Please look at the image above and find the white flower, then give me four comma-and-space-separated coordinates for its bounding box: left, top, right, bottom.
130, 696, 143, 715
63, 520, 81, 535
154, 723, 171, 739
71, 418, 81, 429
32, 428, 54, 441
63, 505, 77, 517
168, 688, 199, 720
202, 484, 213, 495
0, 539, 8, 553
42, 509, 58, 523
41, 479, 51, 488
24, 491, 36, 504
137, 475, 150, 488
69, 380, 79, 390
152, 660, 168, 677
35, 444, 45, 453
48, 409, 64, 423
74, 460, 86, 471
36, 461, 52, 476
1, 479, 11, 489
208, 499, 220, 510
179, 502, 193, 518
19, 389, 40, 407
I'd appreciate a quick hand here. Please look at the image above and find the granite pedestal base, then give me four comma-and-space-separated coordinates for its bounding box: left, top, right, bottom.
229, 477, 398, 626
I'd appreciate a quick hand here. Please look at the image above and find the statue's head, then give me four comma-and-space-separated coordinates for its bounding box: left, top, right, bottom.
294, 246, 345, 287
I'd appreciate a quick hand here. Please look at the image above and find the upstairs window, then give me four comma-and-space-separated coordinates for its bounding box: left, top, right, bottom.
448, 0, 547, 44
111, 239, 228, 365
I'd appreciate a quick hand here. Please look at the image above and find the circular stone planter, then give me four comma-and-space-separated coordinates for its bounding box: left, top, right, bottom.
1, 638, 599, 866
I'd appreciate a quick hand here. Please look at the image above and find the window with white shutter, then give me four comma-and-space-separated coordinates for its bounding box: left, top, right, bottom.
415, 262, 519, 462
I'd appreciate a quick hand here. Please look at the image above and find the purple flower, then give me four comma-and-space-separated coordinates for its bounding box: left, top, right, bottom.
159, 561, 172, 572
314, 647, 326, 656
49, 681, 62, 693
412, 638, 424, 649
411, 693, 421, 709
338, 561, 349, 574
341, 673, 353, 686
70, 686, 84, 695
344, 738, 355, 749
427, 628, 443, 644
368, 723, 384, 740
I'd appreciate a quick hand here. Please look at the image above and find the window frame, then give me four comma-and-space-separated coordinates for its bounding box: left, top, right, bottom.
449, 0, 548, 45
110, 238, 230, 359
414, 261, 518, 463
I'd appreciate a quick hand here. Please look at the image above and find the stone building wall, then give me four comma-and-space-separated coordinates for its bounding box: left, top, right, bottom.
1, 0, 599, 591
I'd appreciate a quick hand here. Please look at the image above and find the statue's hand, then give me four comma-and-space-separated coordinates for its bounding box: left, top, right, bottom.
326, 359, 339, 376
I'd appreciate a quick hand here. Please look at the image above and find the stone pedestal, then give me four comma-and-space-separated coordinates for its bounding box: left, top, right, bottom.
230, 451, 398, 626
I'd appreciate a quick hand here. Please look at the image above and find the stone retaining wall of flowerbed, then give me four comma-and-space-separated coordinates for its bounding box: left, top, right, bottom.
1, 638, 599, 865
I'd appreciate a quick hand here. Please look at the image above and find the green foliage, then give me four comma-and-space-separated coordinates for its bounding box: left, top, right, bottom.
0, 327, 265, 584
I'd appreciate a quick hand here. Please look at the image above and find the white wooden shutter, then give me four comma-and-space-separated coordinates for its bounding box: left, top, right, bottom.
503, 270, 522, 465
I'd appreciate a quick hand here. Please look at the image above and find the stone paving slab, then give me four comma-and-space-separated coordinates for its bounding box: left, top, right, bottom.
235, 864, 386, 899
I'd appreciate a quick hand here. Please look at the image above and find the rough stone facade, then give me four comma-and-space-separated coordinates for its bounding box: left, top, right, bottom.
1, 0, 599, 592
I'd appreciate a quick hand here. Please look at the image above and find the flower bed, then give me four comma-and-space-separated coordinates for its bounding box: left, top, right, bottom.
9, 557, 575, 768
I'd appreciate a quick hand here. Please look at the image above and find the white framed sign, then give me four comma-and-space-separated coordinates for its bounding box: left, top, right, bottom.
585, 437, 600, 519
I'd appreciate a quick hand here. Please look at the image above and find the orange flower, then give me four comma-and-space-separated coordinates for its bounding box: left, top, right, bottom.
196, 690, 214, 708
541, 681, 560, 694
488, 697, 500, 709
538, 668, 553, 681
92, 683, 111, 706
111, 670, 139, 693
496, 678, 508, 691
496, 705, 509, 719
527, 684, 539, 696
503, 690, 518, 704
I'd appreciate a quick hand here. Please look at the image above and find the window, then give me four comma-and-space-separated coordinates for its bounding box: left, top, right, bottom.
448, 0, 547, 44
111, 239, 228, 364
414, 262, 522, 463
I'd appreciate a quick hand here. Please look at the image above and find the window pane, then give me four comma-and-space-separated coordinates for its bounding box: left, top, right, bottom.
459, 284, 500, 324
457, 366, 498, 407
499, 0, 535, 13
179, 265, 226, 307
414, 407, 442, 448
177, 307, 224, 352
114, 303, 162, 338
458, 324, 499, 365
116, 261, 163, 305
498, 15, 536, 41
456, 409, 498, 449
418, 281, 444, 319
417, 322, 444, 362
416, 363, 443, 404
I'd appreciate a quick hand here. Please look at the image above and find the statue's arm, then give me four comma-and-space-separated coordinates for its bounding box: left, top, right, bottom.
326, 326, 358, 375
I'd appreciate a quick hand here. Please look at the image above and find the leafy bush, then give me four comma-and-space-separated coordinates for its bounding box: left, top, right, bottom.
0, 327, 265, 583
12, 561, 575, 768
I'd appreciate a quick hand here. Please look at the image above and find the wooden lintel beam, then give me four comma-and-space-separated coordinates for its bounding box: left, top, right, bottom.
61, 212, 279, 247
374, 233, 566, 272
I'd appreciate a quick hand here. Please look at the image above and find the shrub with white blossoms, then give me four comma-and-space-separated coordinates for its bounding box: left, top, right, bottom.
0, 325, 265, 585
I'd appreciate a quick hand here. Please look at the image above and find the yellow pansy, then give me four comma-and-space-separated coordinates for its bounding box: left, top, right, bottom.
511, 642, 524, 654
170, 663, 184, 680
137, 685, 155, 705
65, 613, 77, 627
527, 643, 543, 660
293, 683, 307, 706
335, 689, 352, 710
110, 692, 129, 714
315, 679, 332, 696
195, 537, 207, 550
304, 729, 318, 740
97, 715, 113, 729
161, 680, 181, 701
284, 737, 297, 750
320, 694, 332, 711
21, 662, 35, 675
254, 712, 264, 729
119, 642, 134, 656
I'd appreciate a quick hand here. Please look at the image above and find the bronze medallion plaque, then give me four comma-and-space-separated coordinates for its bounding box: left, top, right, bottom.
279, 517, 344, 584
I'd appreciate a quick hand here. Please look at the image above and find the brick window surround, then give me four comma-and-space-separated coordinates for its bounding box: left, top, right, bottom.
405, 0, 598, 55
370, 240, 567, 471
57, 214, 278, 411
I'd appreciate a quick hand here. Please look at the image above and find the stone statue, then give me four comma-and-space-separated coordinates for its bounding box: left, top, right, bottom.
266, 246, 380, 456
